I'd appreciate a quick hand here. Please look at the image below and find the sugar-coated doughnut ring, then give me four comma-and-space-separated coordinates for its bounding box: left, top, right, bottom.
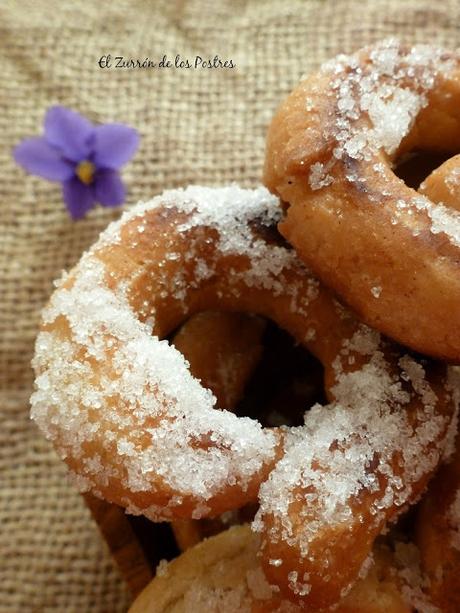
264, 38, 460, 362
31, 186, 456, 609
128, 524, 413, 613
170, 310, 266, 551
31, 185, 324, 520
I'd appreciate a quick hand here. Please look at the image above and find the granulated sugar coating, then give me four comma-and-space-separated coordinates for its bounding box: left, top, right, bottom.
317, 38, 460, 248
322, 39, 454, 160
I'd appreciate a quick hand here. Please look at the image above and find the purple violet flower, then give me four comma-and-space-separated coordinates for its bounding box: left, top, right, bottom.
14, 106, 139, 219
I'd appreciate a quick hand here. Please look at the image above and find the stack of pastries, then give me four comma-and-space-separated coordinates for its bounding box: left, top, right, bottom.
31, 39, 460, 612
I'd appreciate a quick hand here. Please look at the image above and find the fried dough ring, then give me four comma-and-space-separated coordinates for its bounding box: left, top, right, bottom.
128, 524, 412, 613
30, 185, 456, 608
31, 186, 322, 520
264, 39, 460, 361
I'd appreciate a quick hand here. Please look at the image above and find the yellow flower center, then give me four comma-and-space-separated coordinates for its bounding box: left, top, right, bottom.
76, 160, 95, 185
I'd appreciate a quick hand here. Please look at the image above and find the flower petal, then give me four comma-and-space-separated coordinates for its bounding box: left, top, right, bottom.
94, 169, 126, 207
93, 124, 139, 169
44, 106, 94, 162
62, 177, 95, 219
14, 137, 74, 181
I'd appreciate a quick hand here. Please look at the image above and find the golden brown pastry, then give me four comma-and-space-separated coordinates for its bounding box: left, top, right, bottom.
264, 39, 460, 361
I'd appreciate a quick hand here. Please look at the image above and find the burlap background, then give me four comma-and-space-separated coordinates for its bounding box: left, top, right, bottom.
1, 0, 459, 611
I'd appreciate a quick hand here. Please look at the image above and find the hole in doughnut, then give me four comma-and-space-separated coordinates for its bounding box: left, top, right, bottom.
167, 315, 326, 428
248, 218, 293, 249
393, 150, 452, 189
235, 320, 326, 427
167, 313, 326, 552
128, 512, 180, 568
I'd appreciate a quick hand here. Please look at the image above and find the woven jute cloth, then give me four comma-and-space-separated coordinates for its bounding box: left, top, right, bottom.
1, 0, 460, 610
